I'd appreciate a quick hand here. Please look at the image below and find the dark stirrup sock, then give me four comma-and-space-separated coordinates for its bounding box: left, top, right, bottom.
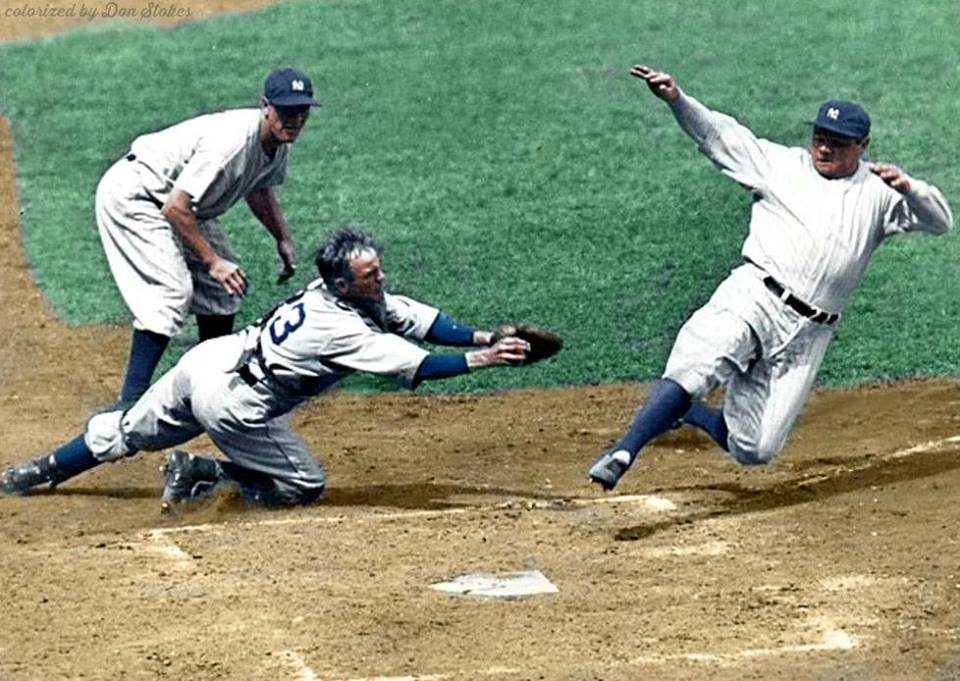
682, 401, 730, 450
119, 329, 170, 403
45, 434, 100, 485
618, 378, 693, 455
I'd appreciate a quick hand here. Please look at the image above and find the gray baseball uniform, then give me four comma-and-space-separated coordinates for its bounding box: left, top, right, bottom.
96, 109, 289, 336
662, 92, 952, 464
84, 280, 439, 499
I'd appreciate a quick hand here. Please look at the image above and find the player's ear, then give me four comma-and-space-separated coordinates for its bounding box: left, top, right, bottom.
333, 277, 350, 295
260, 96, 271, 115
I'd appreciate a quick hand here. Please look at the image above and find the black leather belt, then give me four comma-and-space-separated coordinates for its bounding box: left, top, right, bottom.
743, 258, 839, 325
760, 276, 839, 325
235, 350, 314, 394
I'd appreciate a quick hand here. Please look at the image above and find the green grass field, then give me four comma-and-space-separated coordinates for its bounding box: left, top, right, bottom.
1, 0, 957, 392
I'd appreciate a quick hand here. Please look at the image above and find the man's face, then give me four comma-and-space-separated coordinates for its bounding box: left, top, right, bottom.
338, 249, 387, 304
811, 127, 867, 179
263, 102, 311, 144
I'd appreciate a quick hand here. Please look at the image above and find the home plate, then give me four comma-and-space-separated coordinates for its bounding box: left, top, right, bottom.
431, 570, 558, 599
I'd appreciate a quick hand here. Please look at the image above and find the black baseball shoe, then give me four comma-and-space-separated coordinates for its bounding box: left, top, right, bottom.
0, 456, 69, 495
160, 450, 223, 513
588, 447, 635, 491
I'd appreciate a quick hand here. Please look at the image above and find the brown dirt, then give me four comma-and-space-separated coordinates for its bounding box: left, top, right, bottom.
2, 6, 960, 680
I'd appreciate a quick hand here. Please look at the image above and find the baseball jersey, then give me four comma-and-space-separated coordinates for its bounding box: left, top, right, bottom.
668, 93, 953, 313
129, 109, 288, 219
249, 280, 440, 403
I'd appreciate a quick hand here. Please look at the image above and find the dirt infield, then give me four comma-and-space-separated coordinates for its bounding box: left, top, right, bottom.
2, 6, 960, 680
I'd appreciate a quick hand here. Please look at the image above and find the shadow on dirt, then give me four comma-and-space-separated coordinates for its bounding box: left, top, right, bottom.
323, 482, 560, 510
32, 482, 556, 511
615, 445, 960, 541
18, 486, 158, 500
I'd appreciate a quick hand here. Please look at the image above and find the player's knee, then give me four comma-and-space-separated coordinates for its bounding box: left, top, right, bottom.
726, 434, 781, 467
291, 483, 325, 506
85, 411, 136, 462
143, 286, 193, 338
291, 470, 327, 505
265, 479, 325, 507
730, 448, 772, 466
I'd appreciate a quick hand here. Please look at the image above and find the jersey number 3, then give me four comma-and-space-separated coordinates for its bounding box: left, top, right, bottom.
269, 302, 306, 345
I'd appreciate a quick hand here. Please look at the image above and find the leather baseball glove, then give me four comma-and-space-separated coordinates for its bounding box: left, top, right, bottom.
490, 323, 563, 364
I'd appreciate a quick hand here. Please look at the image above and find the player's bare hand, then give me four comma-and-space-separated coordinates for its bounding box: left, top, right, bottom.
210, 257, 248, 296
466, 337, 530, 368
869, 163, 911, 194
276, 237, 297, 283
629, 64, 679, 101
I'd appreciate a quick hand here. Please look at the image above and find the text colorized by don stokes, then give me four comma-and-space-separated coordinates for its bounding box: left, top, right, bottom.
4, 2, 193, 21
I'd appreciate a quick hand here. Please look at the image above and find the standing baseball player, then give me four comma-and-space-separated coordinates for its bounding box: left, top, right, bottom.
1, 228, 546, 509
589, 64, 953, 490
97, 67, 317, 407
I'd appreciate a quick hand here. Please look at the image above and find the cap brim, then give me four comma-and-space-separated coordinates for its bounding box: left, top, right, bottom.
807, 120, 863, 139
268, 96, 322, 107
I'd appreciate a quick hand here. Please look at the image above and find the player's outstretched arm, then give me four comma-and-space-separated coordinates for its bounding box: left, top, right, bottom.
870, 163, 953, 235
425, 312, 493, 347
869, 163, 911, 194
411, 336, 531, 388
631, 63, 772, 191
629, 64, 680, 101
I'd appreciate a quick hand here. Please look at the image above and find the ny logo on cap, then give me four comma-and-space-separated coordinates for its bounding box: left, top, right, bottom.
291, 80, 305, 92
827, 107, 840, 120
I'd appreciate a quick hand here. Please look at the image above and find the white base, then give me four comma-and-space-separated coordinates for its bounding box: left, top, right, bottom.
431, 569, 558, 599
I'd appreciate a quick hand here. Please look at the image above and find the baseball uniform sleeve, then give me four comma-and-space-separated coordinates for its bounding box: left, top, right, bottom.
882, 178, 953, 236
323, 320, 430, 389
384, 294, 441, 341
173, 136, 245, 208
668, 92, 777, 193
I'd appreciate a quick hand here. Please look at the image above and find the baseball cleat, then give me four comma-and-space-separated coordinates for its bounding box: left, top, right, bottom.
160, 450, 222, 513
0, 456, 64, 495
589, 447, 635, 491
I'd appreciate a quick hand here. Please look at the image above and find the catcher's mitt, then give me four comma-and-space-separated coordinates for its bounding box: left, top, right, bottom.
490, 323, 563, 364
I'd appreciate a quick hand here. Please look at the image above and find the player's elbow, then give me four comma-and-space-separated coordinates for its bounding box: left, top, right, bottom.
924, 208, 952, 235
935, 212, 953, 234
161, 190, 194, 224
161, 203, 186, 224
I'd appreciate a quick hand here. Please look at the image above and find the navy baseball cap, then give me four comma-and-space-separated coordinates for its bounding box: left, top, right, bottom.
810, 100, 870, 139
263, 67, 321, 107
